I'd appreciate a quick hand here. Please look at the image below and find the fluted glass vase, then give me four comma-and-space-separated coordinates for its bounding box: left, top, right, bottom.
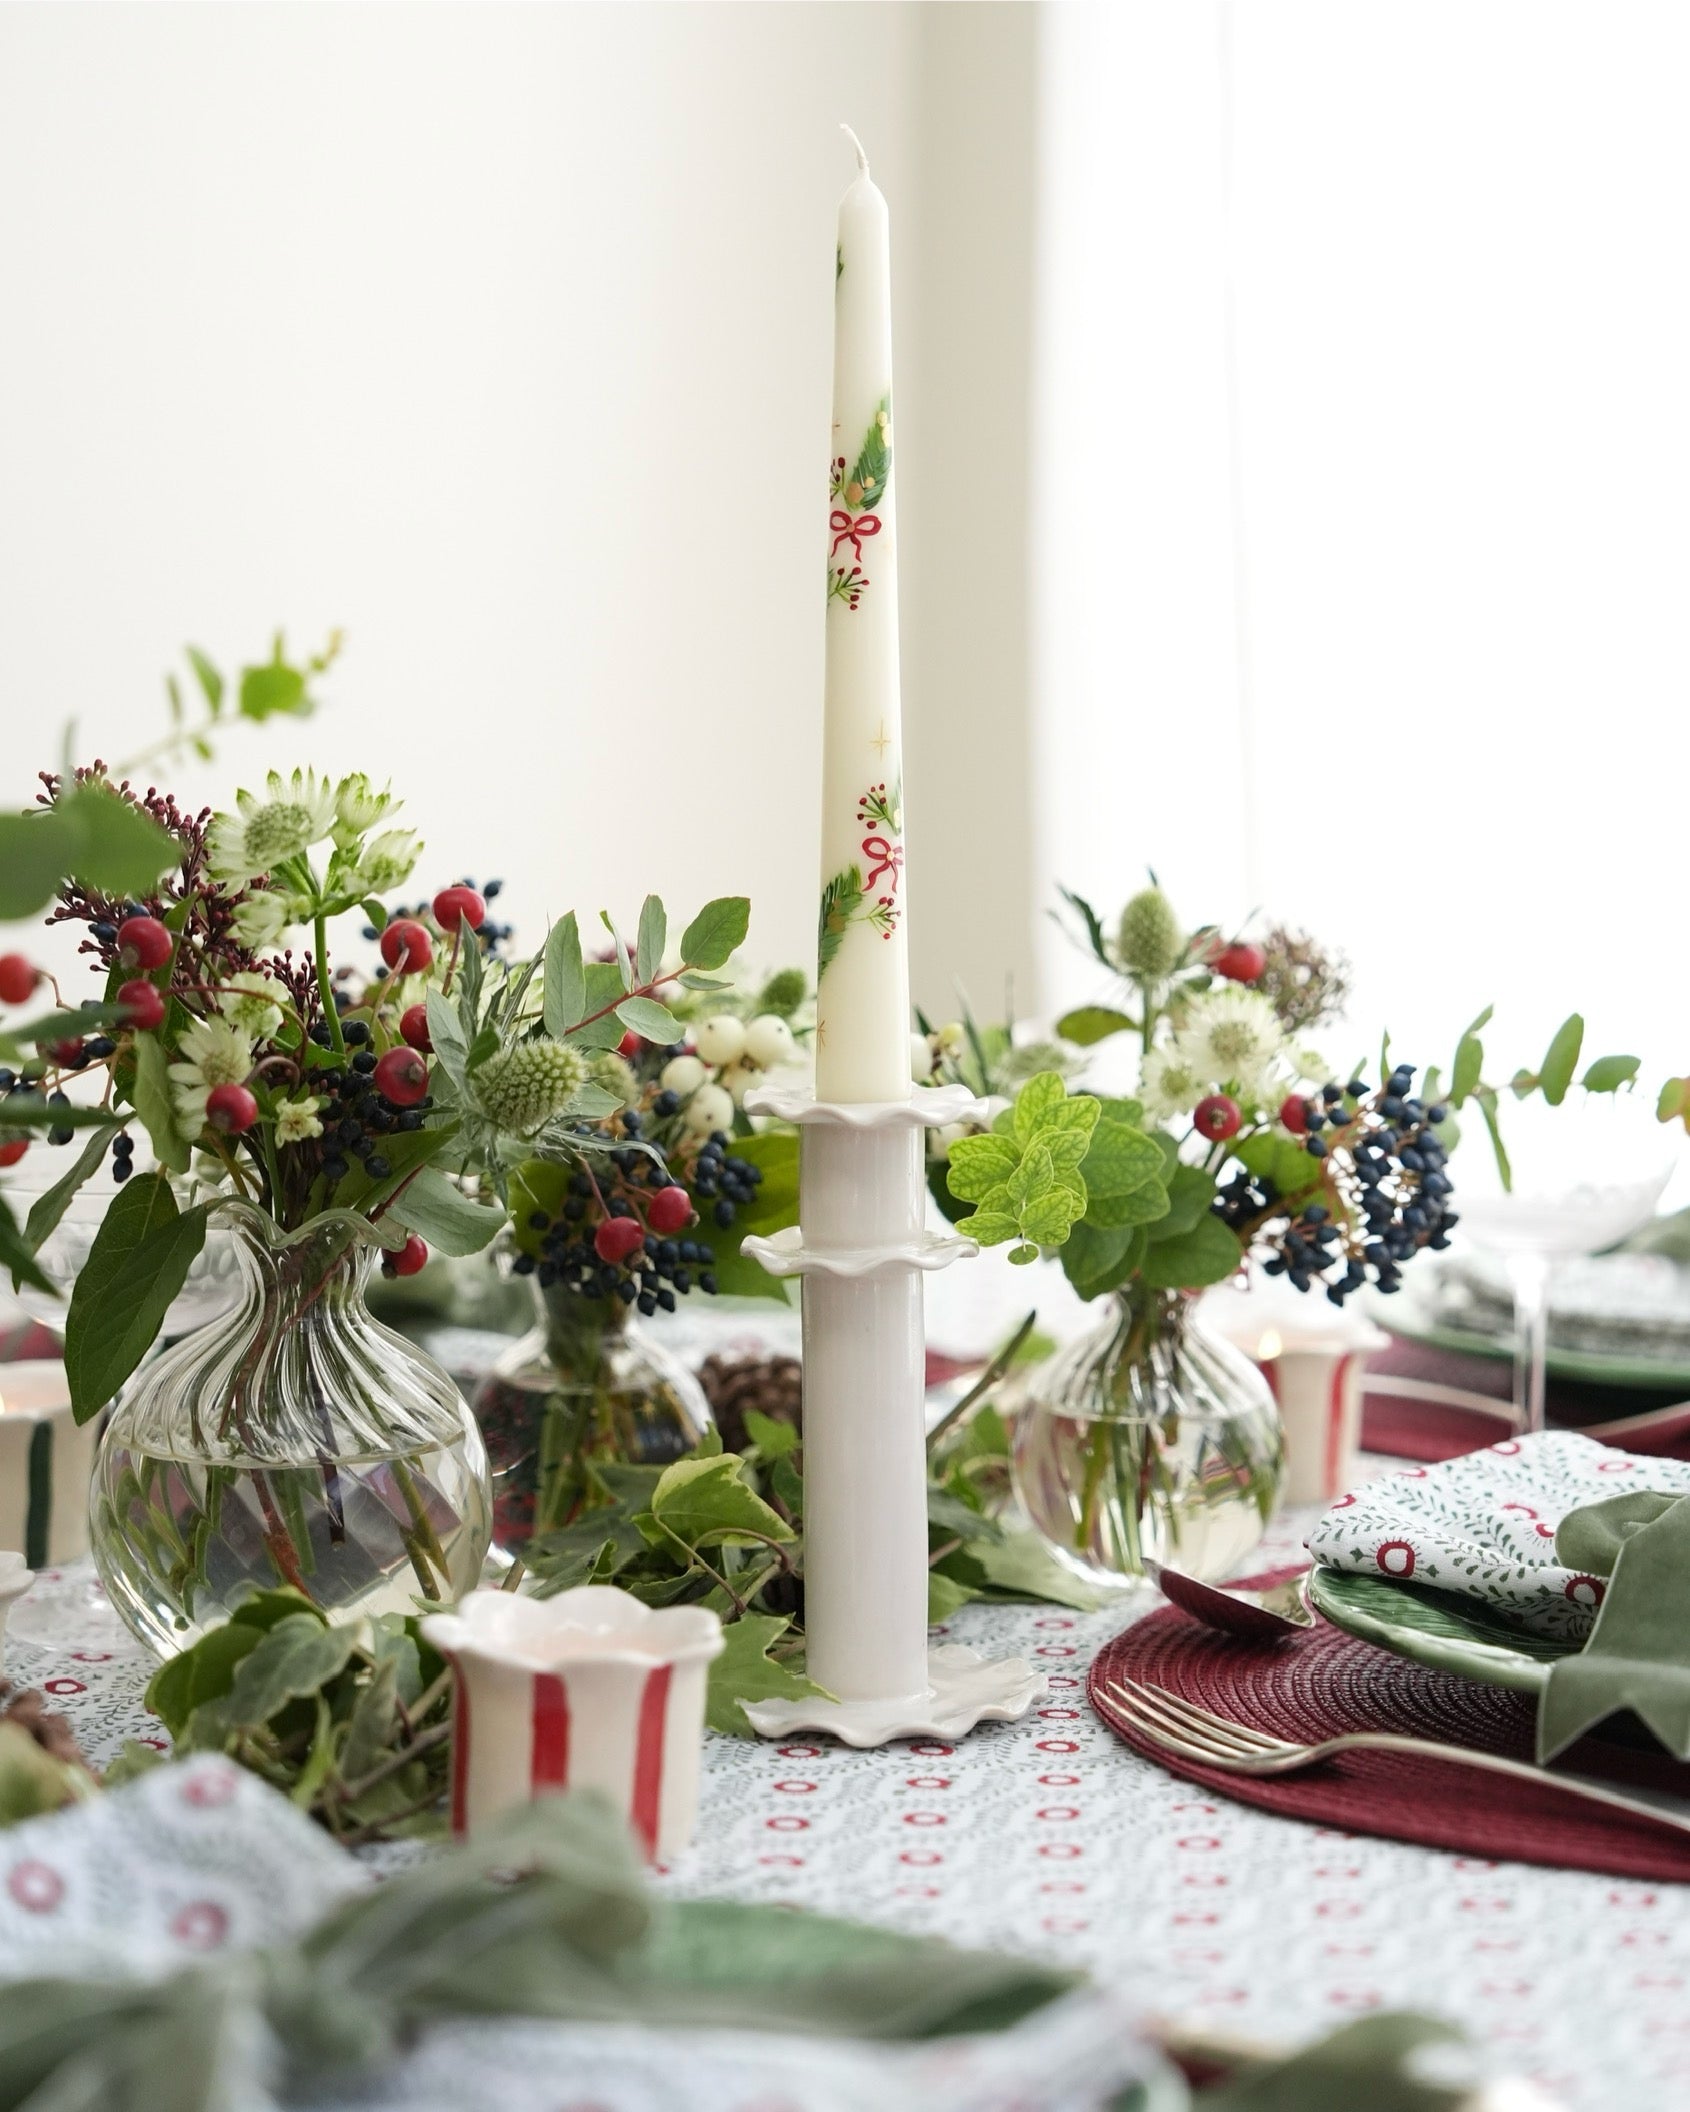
1012, 1280, 1285, 1588
471, 1283, 712, 1551
91, 1201, 492, 1656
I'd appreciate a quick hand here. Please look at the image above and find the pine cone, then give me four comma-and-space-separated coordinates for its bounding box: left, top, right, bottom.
698, 1352, 802, 1456
0, 1681, 92, 1773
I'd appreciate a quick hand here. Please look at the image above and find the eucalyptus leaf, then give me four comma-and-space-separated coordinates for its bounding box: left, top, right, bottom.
1583, 1053, 1640, 1094
387, 1165, 505, 1256
1538, 1013, 1584, 1107
563, 962, 632, 1051
616, 996, 684, 1045
635, 895, 667, 986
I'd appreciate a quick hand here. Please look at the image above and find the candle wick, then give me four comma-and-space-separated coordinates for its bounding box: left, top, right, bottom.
839, 124, 870, 178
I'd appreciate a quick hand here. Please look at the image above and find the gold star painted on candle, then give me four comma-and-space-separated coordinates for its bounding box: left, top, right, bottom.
815, 1016, 828, 1047
870, 720, 892, 759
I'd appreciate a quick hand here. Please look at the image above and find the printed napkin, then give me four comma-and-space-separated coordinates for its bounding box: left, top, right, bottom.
1306, 1430, 1690, 1642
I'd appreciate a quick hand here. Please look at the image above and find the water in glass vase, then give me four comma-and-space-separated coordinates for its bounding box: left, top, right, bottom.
95, 1442, 488, 1650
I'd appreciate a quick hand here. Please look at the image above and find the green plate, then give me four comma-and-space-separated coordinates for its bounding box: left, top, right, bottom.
1307, 1567, 1576, 1695
1375, 1279, 1690, 1392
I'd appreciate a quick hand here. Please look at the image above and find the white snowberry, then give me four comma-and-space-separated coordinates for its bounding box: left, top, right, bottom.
909, 1031, 936, 1081
683, 1081, 735, 1136
660, 1053, 708, 1097
744, 1014, 798, 1068
720, 1058, 763, 1107
694, 1014, 748, 1066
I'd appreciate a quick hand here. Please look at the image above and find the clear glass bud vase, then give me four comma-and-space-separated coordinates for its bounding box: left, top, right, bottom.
471, 1282, 713, 1550
91, 1201, 492, 1655
1012, 1280, 1285, 1588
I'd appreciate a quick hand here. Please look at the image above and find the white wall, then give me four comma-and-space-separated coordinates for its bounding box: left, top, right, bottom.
0, 3, 1040, 1015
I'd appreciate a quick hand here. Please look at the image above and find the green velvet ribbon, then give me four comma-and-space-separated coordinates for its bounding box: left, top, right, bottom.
1539, 1491, 1690, 1763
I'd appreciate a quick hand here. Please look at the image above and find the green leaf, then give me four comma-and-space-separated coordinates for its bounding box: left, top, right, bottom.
1056, 883, 1115, 970
1659, 1077, 1688, 1125
145, 1618, 265, 1738
928, 1571, 976, 1622
0, 1195, 53, 1296
707, 1613, 831, 1736
63, 1175, 209, 1422
743, 1408, 799, 1460
131, 1028, 190, 1174
361, 897, 388, 935
0, 811, 77, 919
1582, 1053, 1640, 1094
616, 996, 684, 1044
1450, 1004, 1493, 1108
1138, 1209, 1241, 1289
963, 1211, 1022, 1248
969, 1528, 1114, 1611
562, 962, 630, 1051
388, 1165, 504, 1256
1475, 1086, 1513, 1192
648, 1454, 793, 1550
0, 1721, 87, 1826
1060, 1221, 1146, 1301
944, 1133, 1019, 1202
1079, 1118, 1163, 1199
222, 1613, 358, 1727
1011, 1071, 1070, 1138
1232, 1130, 1324, 1205
542, 913, 586, 1040
425, 993, 470, 1092
679, 896, 751, 973
1054, 1006, 1136, 1047
636, 895, 667, 986
184, 645, 223, 714
23, 1127, 113, 1253
1539, 1014, 1585, 1107
1146, 1164, 1216, 1240
58, 782, 179, 897
1084, 1175, 1169, 1229
238, 656, 308, 722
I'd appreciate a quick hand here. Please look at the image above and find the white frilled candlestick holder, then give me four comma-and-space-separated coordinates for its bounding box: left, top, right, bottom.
739, 1081, 1044, 1746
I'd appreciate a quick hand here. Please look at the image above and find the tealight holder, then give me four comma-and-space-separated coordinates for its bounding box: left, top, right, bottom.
0, 1362, 97, 1568
739, 1082, 1044, 1746
1255, 1323, 1386, 1506
420, 1585, 723, 1860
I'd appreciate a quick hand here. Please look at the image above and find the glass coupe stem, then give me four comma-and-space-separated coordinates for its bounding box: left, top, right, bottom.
1507, 1251, 1552, 1435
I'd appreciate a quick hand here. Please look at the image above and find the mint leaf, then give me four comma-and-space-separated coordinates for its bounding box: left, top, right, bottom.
944, 1133, 1018, 1202
1138, 1210, 1241, 1289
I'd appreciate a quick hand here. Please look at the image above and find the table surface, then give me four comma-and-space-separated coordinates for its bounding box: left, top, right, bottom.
14, 1500, 1690, 2112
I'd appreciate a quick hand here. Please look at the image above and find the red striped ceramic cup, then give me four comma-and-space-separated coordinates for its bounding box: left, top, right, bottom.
421, 1586, 724, 1861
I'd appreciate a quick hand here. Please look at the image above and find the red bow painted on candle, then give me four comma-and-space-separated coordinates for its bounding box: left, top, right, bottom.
862, 835, 904, 894
830, 510, 883, 562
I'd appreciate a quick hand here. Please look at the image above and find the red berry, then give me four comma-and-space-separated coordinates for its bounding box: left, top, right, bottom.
1193, 1093, 1242, 1142
205, 1083, 258, 1135
617, 1029, 643, 1059
379, 920, 434, 975
593, 1217, 645, 1266
400, 1003, 433, 1053
115, 915, 173, 970
46, 1037, 85, 1067
390, 1234, 429, 1278
1279, 1094, 1310, 1136
0, 956, 38, 1006
0, 1138, 28, 1168
374, 1046, 430, 1108
431, 886, 486, 934
117, 979, 166, 1033
1211, 941, 1267, 984
646, 1184, 693, 1235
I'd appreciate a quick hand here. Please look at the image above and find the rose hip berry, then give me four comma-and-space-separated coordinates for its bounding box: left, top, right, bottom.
373, 1046, 429, 1107
400, 1003, 433, 1053
387, 1234, 429, 1278
646, 1185, 694, 1235
1193, 1093, 1243, 1142
115, 915, 173, 971
1279, 1094, 1310, 1135
1211, 941, 1267, 984
431, 886, 485, 934
617, 1029, 642, 1059
379, 920, 434, 975
205, 1083, 259, 1135
0, 1139, 28, 1169
0, 956, 38, 1005
46, 1038, 85, 1067
593, 1217, 646, 1266
117, 980, 166, 1033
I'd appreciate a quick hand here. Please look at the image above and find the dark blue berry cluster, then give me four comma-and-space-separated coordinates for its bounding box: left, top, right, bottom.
692, 1132, 765, 1227
514, 1207, 721, 1315
1216, 1065, 1456, 1306
304, 1018, 430, 1189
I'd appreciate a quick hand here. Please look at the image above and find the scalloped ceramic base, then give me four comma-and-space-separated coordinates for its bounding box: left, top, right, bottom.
740, 1643, 1047, 1747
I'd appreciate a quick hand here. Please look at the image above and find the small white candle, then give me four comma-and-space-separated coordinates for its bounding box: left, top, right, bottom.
815, 127, 910, 1106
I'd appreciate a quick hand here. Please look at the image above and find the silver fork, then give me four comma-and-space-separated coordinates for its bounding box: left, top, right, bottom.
1100, 1675, 1690, 1839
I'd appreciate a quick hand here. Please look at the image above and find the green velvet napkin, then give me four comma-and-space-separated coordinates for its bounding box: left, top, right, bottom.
1539, 1490, 1690, 1762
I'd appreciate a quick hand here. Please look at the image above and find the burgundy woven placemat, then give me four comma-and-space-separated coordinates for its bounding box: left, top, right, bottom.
1089, 1590, 1690, 1881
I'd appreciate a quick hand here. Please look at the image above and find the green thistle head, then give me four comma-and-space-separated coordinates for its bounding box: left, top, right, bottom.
586, 1051, 639, 1108
473, 1040, 589, 1136
756, 967, 808, 1018
1116, 888, 1183, 982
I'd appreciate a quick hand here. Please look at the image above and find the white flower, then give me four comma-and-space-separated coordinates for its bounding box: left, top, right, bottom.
1140, 1045, 1205, 1120
168, 1018, 255, 1135
275, 1095, 324, 1146
1177, 986, 1284, 1094
208, 770, 338, 884
217, 970, 284, 1040
230, 888, 303, 951
351, 829, 424, 895
331, 773, 398, 848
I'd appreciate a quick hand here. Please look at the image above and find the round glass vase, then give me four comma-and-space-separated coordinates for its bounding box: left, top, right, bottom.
1011, 1280, 1286, 1589
470, 1283, 713, 1551
90, 1201, 493, 1656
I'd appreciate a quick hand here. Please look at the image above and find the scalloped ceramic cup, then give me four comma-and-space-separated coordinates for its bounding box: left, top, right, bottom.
421, 1586, 723, 1861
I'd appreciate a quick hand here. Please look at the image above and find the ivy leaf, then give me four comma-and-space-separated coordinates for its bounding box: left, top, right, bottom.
1138, 1209, 1242, 1290
542, 913, 585, 1040
944, 1133, 1019, 1203
743, 1409, 800, 1461
1055, 1006, 1137, 1048
146, 1619, 266, 1738
131, 1029, 189, 1175
679, 896, 751, 972
616, 996, 684, 1045
63, 1174, 208, 1422
707, 1613, 832, 1737
1539, 1014, 1585, 1107
648, 1454, 794, 1550
222, 1613, 358, 1728
387, 1165, 504, 1256
1584, 1053, 1640, 1094
635, 895, 667, 986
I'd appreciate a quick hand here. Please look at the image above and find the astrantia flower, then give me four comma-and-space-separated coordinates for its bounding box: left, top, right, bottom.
275, 1095, 324, 1146
168, 1018, 255, 1135
473, 1040, 589, 1135
229, 888, 303, 951
331, 773, 398, 849
1177, 987, 1283, 1094
1141, 1045, 1205, 1120
208, 770, 338, 884
351, 829, 424, 895
217, 970, 284, 1040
